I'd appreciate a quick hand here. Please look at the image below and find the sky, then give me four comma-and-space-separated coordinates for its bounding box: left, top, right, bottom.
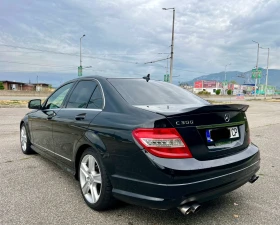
0, 0, 279, 87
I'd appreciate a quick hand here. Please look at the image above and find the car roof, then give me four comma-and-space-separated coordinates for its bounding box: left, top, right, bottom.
66, 75, 160, 83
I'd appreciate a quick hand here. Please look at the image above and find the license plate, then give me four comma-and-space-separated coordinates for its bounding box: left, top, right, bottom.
206, 126, 239, 142
228, 126, 239, 138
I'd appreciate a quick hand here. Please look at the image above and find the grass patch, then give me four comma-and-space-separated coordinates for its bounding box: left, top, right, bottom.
0, 100, 28, 106
266, 99, 280, 102
246, 99, 263, 101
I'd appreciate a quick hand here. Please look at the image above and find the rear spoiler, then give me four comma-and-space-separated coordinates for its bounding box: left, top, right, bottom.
190, 104, 249, 113
163, 104, 249, 117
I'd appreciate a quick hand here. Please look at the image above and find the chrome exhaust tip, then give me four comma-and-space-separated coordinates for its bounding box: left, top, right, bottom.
178, 205, 192, 215
190, 203, 201, 214
249, 174, 259, 184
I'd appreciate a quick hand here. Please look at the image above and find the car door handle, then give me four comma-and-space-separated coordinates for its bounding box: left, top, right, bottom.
75, 113, 86, 120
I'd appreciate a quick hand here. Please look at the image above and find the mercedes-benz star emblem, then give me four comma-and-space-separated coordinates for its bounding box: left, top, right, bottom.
224, 114, 230, 122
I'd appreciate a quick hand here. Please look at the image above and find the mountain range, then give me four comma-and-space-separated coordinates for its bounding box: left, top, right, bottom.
1, 69, 280, 90
185, 69, 280, 89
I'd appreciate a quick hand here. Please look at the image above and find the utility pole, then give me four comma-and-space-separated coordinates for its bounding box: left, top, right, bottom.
260, 47, 270, 99
252, 40, 259, 99
79, 34, 86, 76
163, 8, 175, 83
170, 9, 175, 84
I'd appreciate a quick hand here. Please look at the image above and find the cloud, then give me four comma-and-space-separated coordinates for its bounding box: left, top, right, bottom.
0, 0, 279, 85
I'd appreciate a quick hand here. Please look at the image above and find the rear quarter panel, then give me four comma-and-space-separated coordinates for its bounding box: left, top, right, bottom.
73, 108, 177, 183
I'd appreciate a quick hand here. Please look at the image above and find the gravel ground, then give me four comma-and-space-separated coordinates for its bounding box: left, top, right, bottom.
0, 101, 280, 225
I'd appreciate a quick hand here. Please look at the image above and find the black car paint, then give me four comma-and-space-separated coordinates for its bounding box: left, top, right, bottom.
21, 76, 260, 209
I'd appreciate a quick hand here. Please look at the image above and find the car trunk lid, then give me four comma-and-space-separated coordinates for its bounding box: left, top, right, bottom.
165, 104, 250, 160
135, 104, 250, 160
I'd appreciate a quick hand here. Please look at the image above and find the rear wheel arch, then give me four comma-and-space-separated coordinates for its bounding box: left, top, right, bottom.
74, 132, 107, 179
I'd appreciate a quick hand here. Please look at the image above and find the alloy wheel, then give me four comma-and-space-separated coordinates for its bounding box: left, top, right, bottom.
21, 126, 27, 151
80, 154, 102, 204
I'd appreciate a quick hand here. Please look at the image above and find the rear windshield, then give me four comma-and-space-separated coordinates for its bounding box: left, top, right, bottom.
108, 79, 209, 106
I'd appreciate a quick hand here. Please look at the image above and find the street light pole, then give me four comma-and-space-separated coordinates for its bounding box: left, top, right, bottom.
224, 63, 231, 95
80, 34, 85, 68
266, 48, 270, 99
163, 8, 175, 83
166, 56, 169, 75
252, 40, 259, 99
260, 47, 270, 99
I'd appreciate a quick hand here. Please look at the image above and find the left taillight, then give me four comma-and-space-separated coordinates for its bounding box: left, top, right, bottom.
132, 128, 193, 159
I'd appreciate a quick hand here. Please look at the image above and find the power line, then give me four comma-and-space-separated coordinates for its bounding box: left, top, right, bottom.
151, 62, 206, 74
173, 67, 206, 74
84, 53, 170, 56
0, 44, 142, 64
0, 50, 42, 53
0, 44, 79, 56
0, 44, 170, 57
0, 67, 104, 73
0, 44, 210, 74
0, 60, 78, 68
86, 69, 163, 78
144, 57, 170, 64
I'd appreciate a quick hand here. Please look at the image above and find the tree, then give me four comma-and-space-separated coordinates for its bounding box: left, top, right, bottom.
215, 89, 221, 95
230, 80, 238, 84
227, 89, 232, 95
179, 81, 189, 86
0, 82, 4, 90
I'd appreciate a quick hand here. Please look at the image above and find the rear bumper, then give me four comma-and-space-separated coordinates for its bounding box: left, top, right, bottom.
111, 144, 260, 209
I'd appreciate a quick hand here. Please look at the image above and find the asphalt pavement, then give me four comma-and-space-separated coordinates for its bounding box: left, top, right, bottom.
0, 101, 280, 225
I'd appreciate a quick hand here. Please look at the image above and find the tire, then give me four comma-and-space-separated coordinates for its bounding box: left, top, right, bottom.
20, 124, 34, 155
78, 147, 115, 211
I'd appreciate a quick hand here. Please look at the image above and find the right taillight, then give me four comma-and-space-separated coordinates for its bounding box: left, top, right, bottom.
132, 128, 193, 159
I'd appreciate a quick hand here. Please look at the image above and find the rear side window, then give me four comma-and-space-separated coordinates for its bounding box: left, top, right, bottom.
67, 81, 97, 108
108, 79, 208, 106
87, 85, 103, 109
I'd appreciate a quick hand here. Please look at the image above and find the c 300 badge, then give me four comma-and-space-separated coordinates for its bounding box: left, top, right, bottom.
176, 120, 194, 125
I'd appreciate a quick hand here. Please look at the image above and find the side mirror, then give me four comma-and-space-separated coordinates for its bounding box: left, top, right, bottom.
28, 99, 41, 109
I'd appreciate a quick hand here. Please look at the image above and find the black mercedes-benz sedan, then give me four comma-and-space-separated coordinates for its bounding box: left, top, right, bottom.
20, 76, 260, 214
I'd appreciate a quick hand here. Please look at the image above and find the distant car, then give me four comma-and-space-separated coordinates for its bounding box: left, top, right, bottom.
20, 76, 260, 215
